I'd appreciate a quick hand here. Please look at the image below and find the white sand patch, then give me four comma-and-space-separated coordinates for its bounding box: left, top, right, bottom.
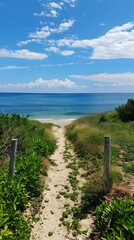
36, 119, 75, 127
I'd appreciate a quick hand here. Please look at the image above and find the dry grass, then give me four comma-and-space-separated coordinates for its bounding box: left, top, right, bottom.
42, 157, 50, 170
107, 185, 132, 201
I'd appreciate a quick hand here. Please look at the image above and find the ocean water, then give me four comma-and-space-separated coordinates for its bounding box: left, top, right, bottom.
0, 93, 134, 119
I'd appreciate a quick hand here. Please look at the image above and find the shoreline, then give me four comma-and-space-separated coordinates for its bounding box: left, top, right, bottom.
36, 118, 75, 127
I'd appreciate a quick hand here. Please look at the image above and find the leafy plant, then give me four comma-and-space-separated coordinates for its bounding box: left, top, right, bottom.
94, 198, 134, 239
116, 98, 134, 122
0, 114, 56, 239
48, 231, 53, 236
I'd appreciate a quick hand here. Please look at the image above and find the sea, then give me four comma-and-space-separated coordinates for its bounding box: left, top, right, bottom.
0, 92, 134, 120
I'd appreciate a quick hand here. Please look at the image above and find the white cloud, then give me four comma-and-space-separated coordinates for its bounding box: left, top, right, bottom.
18, 19, 75, 46
18, 0, 76, 48
34, 0, 66, 17
29, 29, 51, 39
63, 0, 77, 7
70, 72, 134, 84
56, 22, 134, 59
0, 77, 78, 89
61, 50, 75, 56
17, 40, 32, 47
34, 0, 77, 19
46, 46, 59, 53
41, 62, 75, 67
49, 19, 75, 34
50, 2, 62, 10
46, 46, 75, 56
58, 19, 75, 32
34, 9, 58, 18
34, 11, 45, 16
57, 38, 74, 47
60, 2, 64, 7
50, 9, 58, 17
0, 49, 47, 60
0, 65, 30, 70
57, 37, 92, 48
90, 22, 134, 59
99, 23, 105, 26
17, 39, 41, 47
108, 22, 134, 33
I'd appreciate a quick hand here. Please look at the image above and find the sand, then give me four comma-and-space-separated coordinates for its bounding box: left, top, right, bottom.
30, 120, 93, 240
36, 119, 75, 127
30, 126, 69, 239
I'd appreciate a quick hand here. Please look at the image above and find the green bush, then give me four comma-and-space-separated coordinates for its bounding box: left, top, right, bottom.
0, 114, 56, 239
0, 114, 56, 164
116, 99, 134, 122
0, 153, 41, 239
0, 174, 30, 239
94, 198, 134, 239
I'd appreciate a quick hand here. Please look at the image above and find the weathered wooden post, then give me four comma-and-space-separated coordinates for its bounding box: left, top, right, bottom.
104, 136, 111, 194
8, 139, 17, 180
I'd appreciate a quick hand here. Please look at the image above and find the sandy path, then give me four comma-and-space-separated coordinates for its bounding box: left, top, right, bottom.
36, 119, 75, 127
30, 126, 72, 240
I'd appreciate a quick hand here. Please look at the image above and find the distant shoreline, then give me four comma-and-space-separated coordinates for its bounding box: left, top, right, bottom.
37, 118, 75, 127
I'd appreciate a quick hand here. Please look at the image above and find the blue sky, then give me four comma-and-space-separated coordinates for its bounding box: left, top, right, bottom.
0, 0, 134, 93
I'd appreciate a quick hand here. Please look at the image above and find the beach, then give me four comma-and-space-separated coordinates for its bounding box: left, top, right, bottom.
37, 118, 75, 127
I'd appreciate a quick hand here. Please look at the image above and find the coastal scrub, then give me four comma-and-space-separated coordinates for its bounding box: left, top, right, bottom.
0, 114, 56, 239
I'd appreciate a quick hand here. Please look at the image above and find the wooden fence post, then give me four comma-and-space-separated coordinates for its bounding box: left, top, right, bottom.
104, 136, 111, 194
8, 139, 17, 180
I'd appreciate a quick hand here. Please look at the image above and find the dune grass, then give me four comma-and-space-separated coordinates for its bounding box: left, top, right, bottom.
66, 110, 134, 166
66, 111, 134, 240
66, 110, 134, 239
66, 110, 134, 204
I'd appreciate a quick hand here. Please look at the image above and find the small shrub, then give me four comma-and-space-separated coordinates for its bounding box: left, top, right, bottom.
116, 99, 134, 122
48, 231, 53, 236
98, 115, 107, 124
94, 197, 134, 239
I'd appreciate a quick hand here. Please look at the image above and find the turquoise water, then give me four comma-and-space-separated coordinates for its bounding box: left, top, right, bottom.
0, 93, 134, 119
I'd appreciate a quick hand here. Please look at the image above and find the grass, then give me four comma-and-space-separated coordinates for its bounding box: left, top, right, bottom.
65, 110, 134, 239
122, 162, 134, 175
66, 111, 134, 184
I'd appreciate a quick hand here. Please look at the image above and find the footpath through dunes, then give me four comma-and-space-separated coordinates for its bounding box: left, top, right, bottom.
30, 123, 93, 240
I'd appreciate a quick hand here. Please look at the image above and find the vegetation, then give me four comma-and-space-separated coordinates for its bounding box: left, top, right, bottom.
116, 98, 134, 122
1, 97, 134, 239
94, 198, 134, 239
66, 101, 134, 239
0, 114, 56, 239
59, 140, 89, 237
